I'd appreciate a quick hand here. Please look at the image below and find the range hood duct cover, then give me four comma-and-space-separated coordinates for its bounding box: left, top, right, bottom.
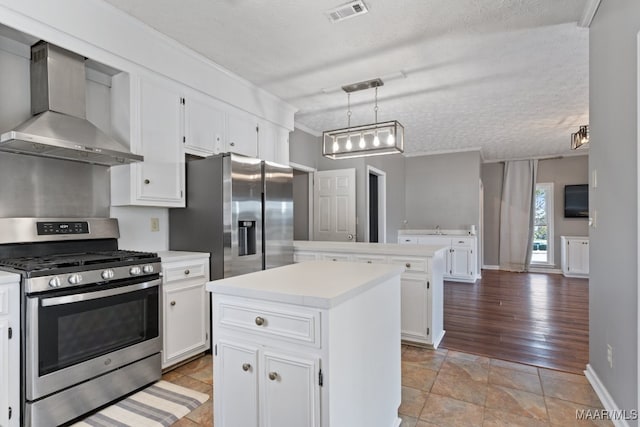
0, 42, 142, 166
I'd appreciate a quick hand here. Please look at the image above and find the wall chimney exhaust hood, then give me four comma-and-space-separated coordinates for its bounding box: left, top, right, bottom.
0, 42, 142, 166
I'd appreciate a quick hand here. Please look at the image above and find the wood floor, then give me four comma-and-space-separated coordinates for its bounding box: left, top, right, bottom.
439, 269, 589, 374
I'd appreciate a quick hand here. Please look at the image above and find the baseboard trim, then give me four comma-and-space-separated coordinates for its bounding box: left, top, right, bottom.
482, 265, 499, 270
527, 267, 562, 274
585, 364, 631, 427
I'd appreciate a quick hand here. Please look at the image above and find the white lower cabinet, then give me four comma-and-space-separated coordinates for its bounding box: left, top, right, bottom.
160, 252, 210, 369
561, 236, 589, 278
399, 233, 478, 283
0, 276, 20, 427
293, 242, 445, 348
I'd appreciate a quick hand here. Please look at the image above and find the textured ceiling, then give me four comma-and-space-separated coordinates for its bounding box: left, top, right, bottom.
103, 0, 589, 161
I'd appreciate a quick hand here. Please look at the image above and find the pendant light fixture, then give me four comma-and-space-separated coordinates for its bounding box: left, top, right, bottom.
571, 125, 589, 150
322, 78, 404, 159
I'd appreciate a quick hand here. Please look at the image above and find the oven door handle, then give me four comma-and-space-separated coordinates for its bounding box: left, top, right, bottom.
41, 279, 160, 307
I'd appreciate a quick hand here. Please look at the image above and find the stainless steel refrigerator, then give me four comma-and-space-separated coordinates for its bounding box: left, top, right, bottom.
169, 153, 293, 280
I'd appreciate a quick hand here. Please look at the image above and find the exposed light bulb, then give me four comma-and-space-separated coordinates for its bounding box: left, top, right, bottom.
346, 138, 353, 150
387, 133, 395, 146
359, 135, 366, 149
373, 133, 380, 147
332, 140, 339, 153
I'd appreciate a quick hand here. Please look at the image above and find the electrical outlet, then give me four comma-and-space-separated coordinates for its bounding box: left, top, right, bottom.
607, 344, 613, 368
150, 217, 160, 232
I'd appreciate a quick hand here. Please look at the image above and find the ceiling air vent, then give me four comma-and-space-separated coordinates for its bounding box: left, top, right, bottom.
326, 1, 369, 23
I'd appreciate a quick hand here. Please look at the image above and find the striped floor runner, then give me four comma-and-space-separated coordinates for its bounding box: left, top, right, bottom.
72, 381, 209, 427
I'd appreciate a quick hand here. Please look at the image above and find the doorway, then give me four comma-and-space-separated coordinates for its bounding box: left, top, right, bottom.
290, 162, 315, 241
366, 165, 387, 243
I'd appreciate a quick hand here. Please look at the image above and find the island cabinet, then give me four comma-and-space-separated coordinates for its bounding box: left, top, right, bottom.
207, 261, 404, 427
158, 251, 211, 370
293, 241, 446, 349
560, 236, 589, 278
0, 272, 20, 427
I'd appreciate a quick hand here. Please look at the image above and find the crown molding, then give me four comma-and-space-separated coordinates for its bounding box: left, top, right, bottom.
403, 147, 484, 158
578, 0, 602, 28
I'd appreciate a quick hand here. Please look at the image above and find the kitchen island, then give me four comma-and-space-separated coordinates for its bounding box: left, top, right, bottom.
206, 261, 404, 427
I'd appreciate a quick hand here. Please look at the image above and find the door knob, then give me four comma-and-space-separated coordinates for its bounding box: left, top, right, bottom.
242, 363, 251, 372
144, 179, 150, 184
170, 301, 176, 306
347, 234, 354, 240
268, 372, 278, 381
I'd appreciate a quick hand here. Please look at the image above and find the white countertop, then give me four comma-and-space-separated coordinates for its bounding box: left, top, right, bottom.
157, 250, 210, 262
206, 261, 404, 309
0, 270, 20, 285
398, 229, 476, 237
294, 240, 447, 256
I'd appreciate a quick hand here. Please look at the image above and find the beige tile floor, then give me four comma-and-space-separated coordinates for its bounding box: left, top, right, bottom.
162, 345, 611, 426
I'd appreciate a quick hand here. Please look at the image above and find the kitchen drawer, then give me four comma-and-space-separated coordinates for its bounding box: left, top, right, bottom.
389, 256, 428, 274
320, 253, 352, 262
353, 255, 388, 265
0, 286, 7, 315
294, 252, 317, 263
216, 298, 320, 347
452, 237, 474, 247
164, 261, 207, 283
398, 236, 418, 244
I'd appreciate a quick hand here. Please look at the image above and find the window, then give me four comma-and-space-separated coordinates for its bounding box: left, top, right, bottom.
531, 183, 554, 265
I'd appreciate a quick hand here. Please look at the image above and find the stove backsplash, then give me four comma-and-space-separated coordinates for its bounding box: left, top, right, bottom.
0, 152, 109, 217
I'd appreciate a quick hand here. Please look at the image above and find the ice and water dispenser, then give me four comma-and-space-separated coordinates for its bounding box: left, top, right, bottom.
238, 220, 257, 256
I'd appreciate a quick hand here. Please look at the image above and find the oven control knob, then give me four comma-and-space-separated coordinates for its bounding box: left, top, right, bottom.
101, 269, 115, 280
129, 266, 142, 276
49, 277, 61, 288
68, 274, 83, 285
142, 264, 154, 274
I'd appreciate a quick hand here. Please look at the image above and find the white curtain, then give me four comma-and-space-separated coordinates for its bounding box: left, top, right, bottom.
499, 160, 538, 272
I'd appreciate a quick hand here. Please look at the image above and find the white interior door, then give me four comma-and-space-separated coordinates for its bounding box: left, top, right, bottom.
313, 169, 356, 241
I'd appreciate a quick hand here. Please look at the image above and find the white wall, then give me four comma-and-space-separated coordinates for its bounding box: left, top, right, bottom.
404, 151, 481, 230
589, 0, 639, 420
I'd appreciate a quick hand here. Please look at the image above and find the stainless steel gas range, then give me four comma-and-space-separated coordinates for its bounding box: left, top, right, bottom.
0, 218, 162, 426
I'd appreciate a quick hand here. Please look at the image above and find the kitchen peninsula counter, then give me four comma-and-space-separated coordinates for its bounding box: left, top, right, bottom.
293, 241, 446, 348
206, 261, 404, 427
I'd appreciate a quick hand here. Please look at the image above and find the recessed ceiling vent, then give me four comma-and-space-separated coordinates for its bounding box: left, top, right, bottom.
326, 1, 369, 23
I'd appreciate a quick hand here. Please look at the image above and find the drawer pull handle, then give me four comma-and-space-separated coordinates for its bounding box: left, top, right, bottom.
268, 372, 278, 381
406, 263, 411, 268
170, 301, 176, 306
184, 269, 190, 275
255, 316, 265, 326
230, 142, 236, 147
144, 179, 150, 185
367, 260, 372, 264
242, 363, 251, 372
332, 258, 337, 261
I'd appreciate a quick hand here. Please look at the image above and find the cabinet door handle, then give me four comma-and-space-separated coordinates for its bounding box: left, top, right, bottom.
367, 260, 372, 264
268, 372, 278, 381
170, 301, 176, 306
184, 269, 190, 275
230, 141, 236, 147
242, 363, 251, 372
144, 179, 150, 185
405, 263, 411, 268
255, 316, 265, 326
332, 258, 337, 261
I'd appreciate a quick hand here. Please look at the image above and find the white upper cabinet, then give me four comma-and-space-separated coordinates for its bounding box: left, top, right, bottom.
183, 91, 226, 157
227, 109, 258, 158
259, 120, 290, 165
111, 73, 185, 207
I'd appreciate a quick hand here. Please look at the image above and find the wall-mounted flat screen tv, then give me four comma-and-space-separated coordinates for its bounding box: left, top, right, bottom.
564, 184, 589, 218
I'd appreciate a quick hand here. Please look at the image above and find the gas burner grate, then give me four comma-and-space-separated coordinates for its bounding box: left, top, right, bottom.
0, 250, 158, 273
